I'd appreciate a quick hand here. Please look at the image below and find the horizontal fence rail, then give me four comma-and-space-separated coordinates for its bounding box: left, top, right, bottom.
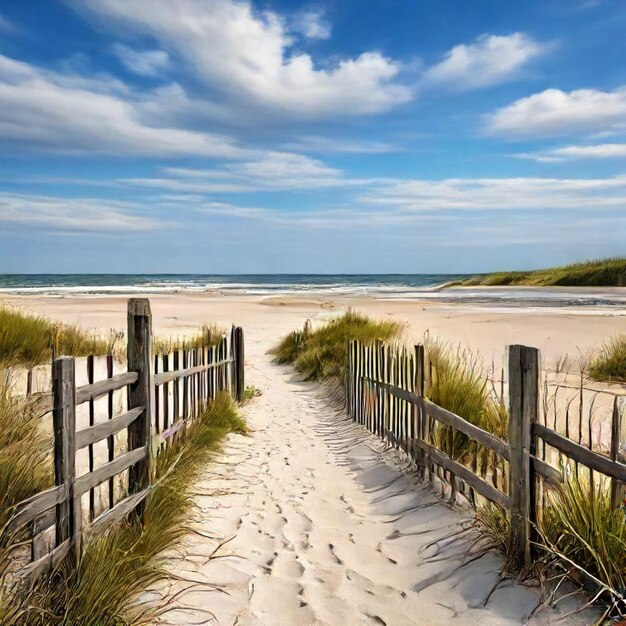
3, 298, 245, 580
346, 339, 626, 570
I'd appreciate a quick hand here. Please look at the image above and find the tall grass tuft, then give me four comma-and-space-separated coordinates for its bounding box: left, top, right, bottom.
0, 389, 52, 538
272, 310, 403, 381
1, 392, 246, 626
153, 324, 223, 355
0, 306, 119, 368
539, 477, 626, 604
588, 335, 626, 383
426, 339, 507, 461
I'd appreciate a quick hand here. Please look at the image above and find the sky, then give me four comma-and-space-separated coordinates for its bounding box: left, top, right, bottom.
0, 0, 625, 274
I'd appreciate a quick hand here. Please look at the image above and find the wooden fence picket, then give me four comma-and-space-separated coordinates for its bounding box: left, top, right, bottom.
346, 338, 624, 571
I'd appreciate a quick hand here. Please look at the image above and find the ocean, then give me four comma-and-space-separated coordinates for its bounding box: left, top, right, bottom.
0, 274, 624, 307
0, 274, 465, 296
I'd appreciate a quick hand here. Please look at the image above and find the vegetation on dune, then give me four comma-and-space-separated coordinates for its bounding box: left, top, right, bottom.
0, 392, 247, 626
458, 257, 626, 287
0, 306, 119, 368
153, 324, 223, 355
0, 390, 52, 538
588, 335, 626, 383
425, 339, 508, 461
272, 310, 403, 381
539, 477, 626, 603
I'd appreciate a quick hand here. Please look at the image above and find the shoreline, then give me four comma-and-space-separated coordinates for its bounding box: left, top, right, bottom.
3, 291, 626, 371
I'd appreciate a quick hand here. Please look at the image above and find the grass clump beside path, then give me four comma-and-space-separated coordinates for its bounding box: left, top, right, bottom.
458, 257, 626, 287
589, 335, 626, 383
0, 392, 246, 626
153, 324, 223, 355
272, 310, 403, 381
539, 477, 626, 612
0, 306, 118, 368
0, 389, 53, 545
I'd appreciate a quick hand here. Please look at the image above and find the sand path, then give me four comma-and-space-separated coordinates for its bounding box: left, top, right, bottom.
150, 341, 598, 626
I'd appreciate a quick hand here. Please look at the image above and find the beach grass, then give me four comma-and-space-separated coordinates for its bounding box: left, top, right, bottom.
0, 392, 246, 626
457, 257, 626, 287
588, 335, 626, 383
425, 339, 508, 460
272, 310, 403, 381
0, 389, 53, 543
539, 477, 626, 600
153, 324, 224, 355
0, 305, 119, 368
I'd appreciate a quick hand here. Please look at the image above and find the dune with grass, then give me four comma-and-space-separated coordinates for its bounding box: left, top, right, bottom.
456, 257, 626, 288
1, 291, 624, 624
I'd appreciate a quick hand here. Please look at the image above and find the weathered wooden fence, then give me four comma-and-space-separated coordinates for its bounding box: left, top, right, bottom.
347, 340, 626, 569
4, 298, 245, 577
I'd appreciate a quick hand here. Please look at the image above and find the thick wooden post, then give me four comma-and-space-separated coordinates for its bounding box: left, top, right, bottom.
52, 356, 78, 558
508, 344, 539, 570
234, 326, 245, 402
127, 298, 153, 518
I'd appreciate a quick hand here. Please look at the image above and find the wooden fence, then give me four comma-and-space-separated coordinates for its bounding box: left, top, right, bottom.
4, 298, 245, 578
347, 340, 625, 570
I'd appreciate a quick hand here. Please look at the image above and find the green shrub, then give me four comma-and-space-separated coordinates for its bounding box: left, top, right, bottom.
272, 311, 402, 381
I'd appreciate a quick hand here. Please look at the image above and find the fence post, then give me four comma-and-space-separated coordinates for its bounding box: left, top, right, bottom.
610, 397, 624, 510
508, 344, 539, 571
234, 326, 245, 402
127, 298, 153, 519
414, 344, 425, 473
52, 356, 78, 559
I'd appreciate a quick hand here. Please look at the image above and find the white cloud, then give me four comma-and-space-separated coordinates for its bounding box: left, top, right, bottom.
74, 0, 412, 117
486, 87, 626, 137
0, 192, 165, 232
0, 54, 243, 156
423, 33, 547, 90
112, 43, 170, 76
292, 9, 331, 40
361, 175, 626, 210
517, 143, 626, 162
282, 135, 399, 154
127, 151, 352, 192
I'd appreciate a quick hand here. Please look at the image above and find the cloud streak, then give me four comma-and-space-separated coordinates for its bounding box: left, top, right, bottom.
0, 54, 244, 157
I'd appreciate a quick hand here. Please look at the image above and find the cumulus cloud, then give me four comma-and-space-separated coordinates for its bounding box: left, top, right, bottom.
73, 0, 412, 117
0, 192, 165, 232
423, 33, 547, 90
517, 143, 626, 162
112, 43, 170, 76
0, 54, 244, 156
485, 87, 626, 137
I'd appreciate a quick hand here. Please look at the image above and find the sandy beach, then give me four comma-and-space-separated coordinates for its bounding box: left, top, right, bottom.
3, 290, 624, 624
3, 289, 626, 369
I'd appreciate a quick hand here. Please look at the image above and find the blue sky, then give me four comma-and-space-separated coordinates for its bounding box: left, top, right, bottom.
1, 0, 625, 273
